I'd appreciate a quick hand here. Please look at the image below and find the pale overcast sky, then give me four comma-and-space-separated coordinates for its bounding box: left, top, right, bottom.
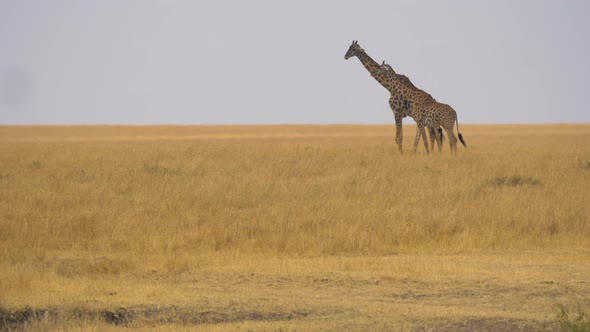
1, 0, 589, 125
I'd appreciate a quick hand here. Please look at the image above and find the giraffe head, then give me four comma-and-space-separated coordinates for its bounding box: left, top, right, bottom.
376, 61, 396, 76
374, 61, 397, 84
344, 40, 364, 60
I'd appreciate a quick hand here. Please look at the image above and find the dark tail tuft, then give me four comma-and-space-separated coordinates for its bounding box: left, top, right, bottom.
437, 127, 444, 144
455, 116, 466, 148
458, 133, 466, 147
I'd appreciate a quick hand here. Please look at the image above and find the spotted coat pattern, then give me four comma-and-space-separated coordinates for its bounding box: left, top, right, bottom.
344, 41, 442, 153
376, 63, 466, 153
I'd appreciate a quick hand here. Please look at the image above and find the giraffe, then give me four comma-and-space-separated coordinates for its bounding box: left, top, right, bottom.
344, 40, 443, 153
376, 61, 466, 152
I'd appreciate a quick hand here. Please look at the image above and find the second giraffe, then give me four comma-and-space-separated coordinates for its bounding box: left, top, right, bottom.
376, 61, 466, 153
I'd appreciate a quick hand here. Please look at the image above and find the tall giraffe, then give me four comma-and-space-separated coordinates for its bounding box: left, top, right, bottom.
344, 41, 443, 153
376, 62, 466, 152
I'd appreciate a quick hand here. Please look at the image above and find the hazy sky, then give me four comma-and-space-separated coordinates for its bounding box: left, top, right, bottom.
1, 0, 589, 125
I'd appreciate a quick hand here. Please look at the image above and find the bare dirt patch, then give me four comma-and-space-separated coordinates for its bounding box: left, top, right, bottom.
422, 317, 555, 332
0, 305, 311, 331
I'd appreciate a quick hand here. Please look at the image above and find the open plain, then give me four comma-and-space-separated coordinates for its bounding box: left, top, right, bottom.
1, 124, 589, 331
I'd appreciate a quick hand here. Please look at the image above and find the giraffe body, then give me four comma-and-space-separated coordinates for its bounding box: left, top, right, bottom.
376, 63, 466, 152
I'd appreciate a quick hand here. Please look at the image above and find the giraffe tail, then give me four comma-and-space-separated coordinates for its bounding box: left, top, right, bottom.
456, 117, 467, 148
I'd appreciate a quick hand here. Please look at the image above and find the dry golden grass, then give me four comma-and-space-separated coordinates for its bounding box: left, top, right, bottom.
0, 124, 589, 330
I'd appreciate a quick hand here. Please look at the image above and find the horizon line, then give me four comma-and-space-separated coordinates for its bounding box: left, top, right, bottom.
1, 122, 589, 127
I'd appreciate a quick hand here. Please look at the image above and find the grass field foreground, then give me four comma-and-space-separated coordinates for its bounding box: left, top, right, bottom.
0, 124, 589, 330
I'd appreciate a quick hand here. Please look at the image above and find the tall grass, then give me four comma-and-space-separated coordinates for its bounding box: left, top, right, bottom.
1, 125, 589, 260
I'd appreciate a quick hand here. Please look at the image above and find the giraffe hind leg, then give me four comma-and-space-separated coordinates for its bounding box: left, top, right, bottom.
444, 126, 458, 153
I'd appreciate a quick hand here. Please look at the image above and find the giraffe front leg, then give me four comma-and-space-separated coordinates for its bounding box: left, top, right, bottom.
421, 126, 430, 154
394, 114, 403, 154
436, 127, 443, 152
432, 127, 443, 152
427, 127, 436, 153
413, 124, 423, 153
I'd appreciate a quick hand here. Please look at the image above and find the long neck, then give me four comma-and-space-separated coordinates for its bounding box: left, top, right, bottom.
355, 51, 390, 90
383, 74, 413, 100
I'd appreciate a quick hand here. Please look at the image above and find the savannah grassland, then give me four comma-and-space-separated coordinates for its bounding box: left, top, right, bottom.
0, 124, 589, 331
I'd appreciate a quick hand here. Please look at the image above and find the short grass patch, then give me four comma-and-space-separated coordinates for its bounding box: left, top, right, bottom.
557, 305, 590, 332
